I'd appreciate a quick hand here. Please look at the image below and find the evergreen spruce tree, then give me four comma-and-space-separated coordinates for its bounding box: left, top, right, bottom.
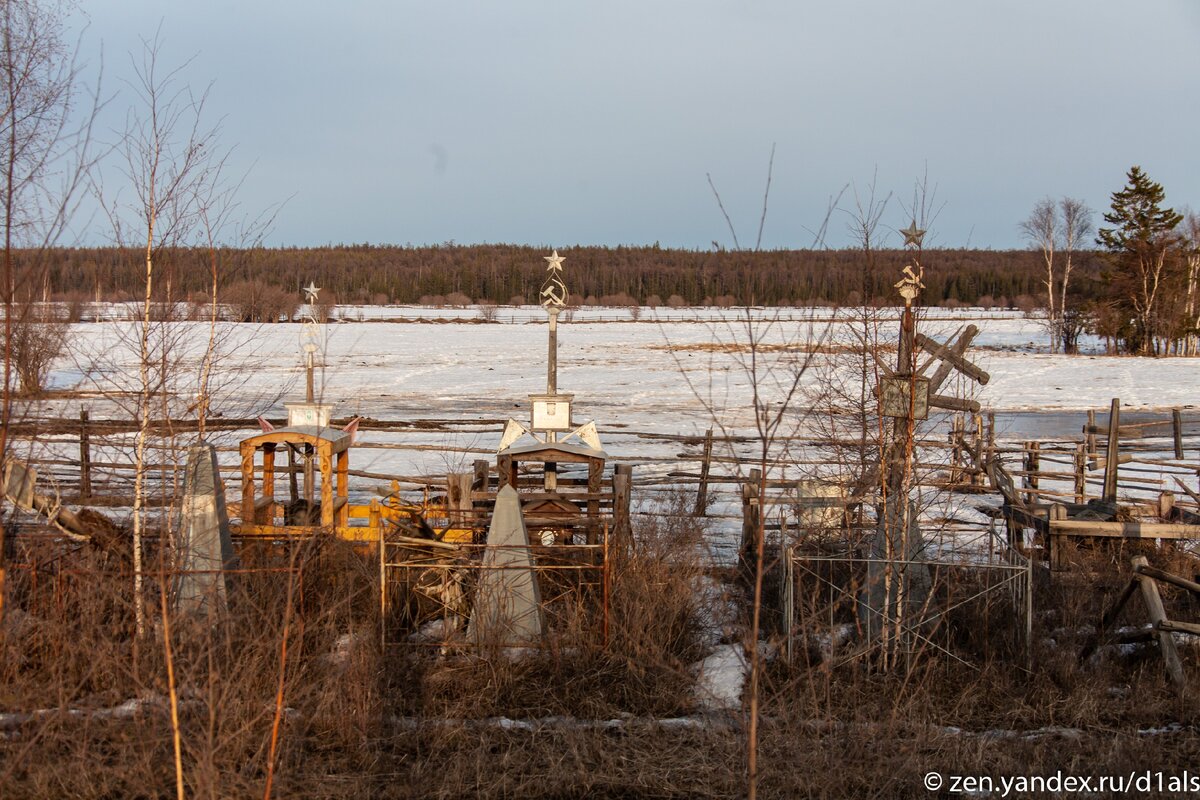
1097, 166, 1183, 354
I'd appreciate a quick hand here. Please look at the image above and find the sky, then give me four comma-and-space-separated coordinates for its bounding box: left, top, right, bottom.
73, 0, 1200, 251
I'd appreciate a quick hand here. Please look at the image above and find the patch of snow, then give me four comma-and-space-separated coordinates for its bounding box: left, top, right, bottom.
692, 644, 747, 711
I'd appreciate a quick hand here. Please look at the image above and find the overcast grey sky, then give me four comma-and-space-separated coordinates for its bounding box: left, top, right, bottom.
77, 0, 1200, 250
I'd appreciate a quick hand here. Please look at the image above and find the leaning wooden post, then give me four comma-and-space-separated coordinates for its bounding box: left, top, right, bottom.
1132, 555, 1186, 691
694, 427, 713, 517
78, 409, 92, 501
1103, 398, 1120, 503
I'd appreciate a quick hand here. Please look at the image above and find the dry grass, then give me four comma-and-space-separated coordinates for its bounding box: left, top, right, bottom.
2, 519, 1200, 798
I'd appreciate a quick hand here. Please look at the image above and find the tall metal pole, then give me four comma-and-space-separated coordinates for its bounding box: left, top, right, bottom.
540, 251, 568, 488
547, 307, 559, 444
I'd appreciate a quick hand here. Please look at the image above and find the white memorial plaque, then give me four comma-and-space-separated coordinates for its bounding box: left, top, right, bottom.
285, 402, 334, 428
530, 394, 573, 432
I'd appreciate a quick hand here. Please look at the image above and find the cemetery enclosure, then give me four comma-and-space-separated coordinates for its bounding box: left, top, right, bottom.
4, 307, 1200, 798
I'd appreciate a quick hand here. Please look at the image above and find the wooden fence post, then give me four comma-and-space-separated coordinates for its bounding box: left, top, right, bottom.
79, 409, 92, 501
985, 412, 996, 464
1104, 398, 1120, 503
1049, 504, 1067, 572
613, 463, 632, 547
1086, 409, 1097, 468
740, 468, 762, 580
694, 427, 713, 517
971, 413, 984, 486
446, 472, 473, 527
1173, 408, 1184, 460
1028, 441, 1040, 504
1074, 444, 1086, 504
949, 414, 963, 486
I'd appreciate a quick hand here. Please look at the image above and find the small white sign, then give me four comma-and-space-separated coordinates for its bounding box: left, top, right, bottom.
530, 394, 573, 432
285, 402, 334, 428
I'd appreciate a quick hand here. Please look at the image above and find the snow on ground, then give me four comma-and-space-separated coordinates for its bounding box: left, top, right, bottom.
19, 305, 1199, 564
48, 306, 1197, 425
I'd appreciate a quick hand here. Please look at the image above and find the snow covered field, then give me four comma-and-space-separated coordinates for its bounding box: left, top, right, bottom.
52, 305, 1199, 419
18, 305, 1200, 565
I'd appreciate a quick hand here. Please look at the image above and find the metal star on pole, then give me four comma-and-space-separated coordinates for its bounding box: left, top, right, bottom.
900, 221, 926, 248
544, 250, 565, 271
302, 281, 321, 305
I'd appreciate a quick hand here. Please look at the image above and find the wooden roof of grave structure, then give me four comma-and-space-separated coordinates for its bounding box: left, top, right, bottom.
500, 441, 607, 462
239, 426, 353, 455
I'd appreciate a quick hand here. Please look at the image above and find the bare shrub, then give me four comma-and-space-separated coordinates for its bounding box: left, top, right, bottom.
507, 294, 525, 306
1013, 293, 1040, 313
477, 301, 499, 322
64, 292, 87, 322
667, 294, 687, 308
599, 292, 636, 307
224, 280, 297, 323
445, 291, 472, 307
646, 294, 662, 309
5, 312, 69, 395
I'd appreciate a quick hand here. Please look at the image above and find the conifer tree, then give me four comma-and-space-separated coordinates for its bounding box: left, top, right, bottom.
1097, 166, 1183, 354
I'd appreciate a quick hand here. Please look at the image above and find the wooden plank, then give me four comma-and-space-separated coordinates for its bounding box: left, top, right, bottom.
1049, 520, 1200, 539
1134, 563, 1200, 597
1156, 619, 1200, 637
928, 393, 981, 413
926, 325, 979, 394
1132, 555, 1186, 690
915, 331, 989, 384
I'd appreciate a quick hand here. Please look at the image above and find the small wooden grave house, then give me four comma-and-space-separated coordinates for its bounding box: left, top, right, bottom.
497, 439, 609, 544
238, 423, 351, 535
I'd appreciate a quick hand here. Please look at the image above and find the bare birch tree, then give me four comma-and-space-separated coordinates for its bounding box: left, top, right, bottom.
1019, 198, 1059, 352
1182, 211, 1200, 356
1057, 197, 1092, 354
0, 0, 100, 616
96, 30, 222, 641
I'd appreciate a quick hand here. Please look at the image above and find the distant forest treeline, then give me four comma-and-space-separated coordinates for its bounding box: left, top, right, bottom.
33, 244, 1100, 309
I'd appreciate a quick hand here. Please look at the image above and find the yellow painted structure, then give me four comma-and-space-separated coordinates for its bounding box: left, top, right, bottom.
231, 425, 472, 544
